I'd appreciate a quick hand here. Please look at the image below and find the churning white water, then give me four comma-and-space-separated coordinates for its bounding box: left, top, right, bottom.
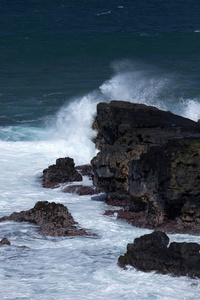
0, 68, 200, 299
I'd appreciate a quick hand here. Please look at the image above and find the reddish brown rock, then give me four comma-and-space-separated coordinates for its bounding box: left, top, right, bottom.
104, 208, 150, 228
104, 209, 198, 234
75, 164, 93, 178
0, 201, 87, 237
0, 238, 11, 245
63, 185, 103, 195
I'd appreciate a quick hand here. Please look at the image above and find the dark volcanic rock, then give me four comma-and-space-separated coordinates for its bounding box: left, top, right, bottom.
130, 138, 200, 227
43, 157, 82, 187
91, 101, 200, 232
0, 238, 11, 245
0, 201, 87, 237
118, 231, 200, 278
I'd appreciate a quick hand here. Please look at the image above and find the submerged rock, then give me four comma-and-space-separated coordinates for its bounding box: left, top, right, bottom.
0, 201, 87, 237
63, 185, 103, 195
0, 237, 11, 245
91, 101, 200, 232
42, 157, 82, 187
118, 231, 200, 278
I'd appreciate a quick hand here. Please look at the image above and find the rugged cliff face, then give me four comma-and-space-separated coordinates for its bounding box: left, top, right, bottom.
91, 101, 200, 232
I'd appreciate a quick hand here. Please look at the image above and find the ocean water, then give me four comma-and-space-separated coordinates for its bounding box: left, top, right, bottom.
1, 1, 200, 299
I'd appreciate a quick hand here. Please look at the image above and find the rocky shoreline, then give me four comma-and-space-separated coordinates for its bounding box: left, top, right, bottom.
0, 157, 100, 238
1, 100, 200, 278
91, 101, 200, 234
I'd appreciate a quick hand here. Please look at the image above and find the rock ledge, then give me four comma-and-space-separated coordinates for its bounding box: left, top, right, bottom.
118, 231, 200, 278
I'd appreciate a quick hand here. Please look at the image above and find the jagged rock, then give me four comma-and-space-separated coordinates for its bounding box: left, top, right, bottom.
42, 157, 82, 187
130, 138, 200, 227
118, 231, 200, 278
42, 159, 102, 195
0, 238, 11, 245
91, 101, 200, 232
0, 201, 87, 237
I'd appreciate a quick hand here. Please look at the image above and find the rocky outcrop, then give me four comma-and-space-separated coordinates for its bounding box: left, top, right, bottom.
91, 101, 200, 232
0, 201, 87, 237
0, 238, 11, 245
42, 157, 82, 188
42, 160, 103, 195
118, 231, 200, 278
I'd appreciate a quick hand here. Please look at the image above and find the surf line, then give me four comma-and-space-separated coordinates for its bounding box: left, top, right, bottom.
97, 10, 112, 16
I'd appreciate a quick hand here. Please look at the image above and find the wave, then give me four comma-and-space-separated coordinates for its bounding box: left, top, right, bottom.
175, 98, 200, 121
45, 60, 200, 163
99, 60, 170, 110
99, 60, 200, 121
97, 10, 112, 16
1, 60, 199, 164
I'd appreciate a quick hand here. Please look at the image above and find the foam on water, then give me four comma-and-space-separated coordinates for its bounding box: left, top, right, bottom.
1, 60, 199, 162
0, 61, 200, 299
35, 60, 199, 165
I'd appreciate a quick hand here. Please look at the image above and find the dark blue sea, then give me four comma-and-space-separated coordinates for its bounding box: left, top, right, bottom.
0, 1, 200, 299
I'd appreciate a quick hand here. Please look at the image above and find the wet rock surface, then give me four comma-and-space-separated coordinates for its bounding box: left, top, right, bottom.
42, 160, 103, 196
42, 157, 82, 187
118, 231, 200, 278
0, 238, 11, 245
91, 101, 200, 233
63, 185, 103, 195
0, 201, 87, 237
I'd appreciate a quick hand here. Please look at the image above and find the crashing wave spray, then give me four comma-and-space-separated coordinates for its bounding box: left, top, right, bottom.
47, 60, 200, 163
99, 60, 172, 110
46, 92, 102, 164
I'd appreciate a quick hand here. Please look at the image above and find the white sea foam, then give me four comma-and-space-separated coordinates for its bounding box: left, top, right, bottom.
100, 64, 168, 110
97, 10, 112, 16
44, 92, 101, 165
178, 98, 200, 121
41, 60, 199, 164
42, 61, 170, 164
0, 60, 200, 299
1, 60, 199, 164
0, 141, 200, 300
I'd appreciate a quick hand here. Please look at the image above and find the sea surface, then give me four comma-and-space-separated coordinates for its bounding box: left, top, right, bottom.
0, 1, 200, 299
